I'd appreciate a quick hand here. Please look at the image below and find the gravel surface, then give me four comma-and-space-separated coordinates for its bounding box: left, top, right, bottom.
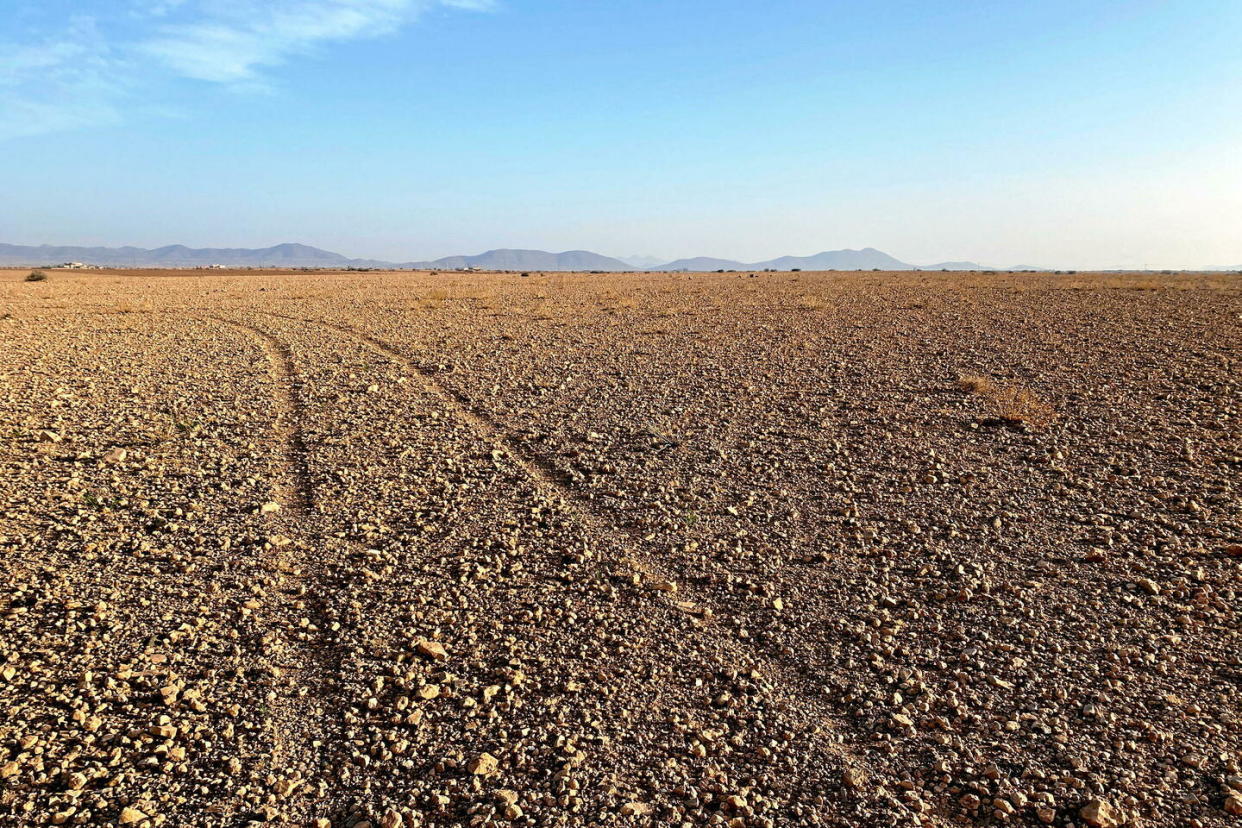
1, 268, 1238, 828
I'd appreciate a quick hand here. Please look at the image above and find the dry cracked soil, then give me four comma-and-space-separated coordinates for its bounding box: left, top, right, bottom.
0, 268, 1238, 828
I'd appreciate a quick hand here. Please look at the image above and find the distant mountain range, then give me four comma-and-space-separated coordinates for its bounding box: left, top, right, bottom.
0, 242, 635, 271
619, 254, 667, 269
651, 247, 911, 272
0, 241, 1063, 271
414, 249, 632, 272
0, 242, 392, 269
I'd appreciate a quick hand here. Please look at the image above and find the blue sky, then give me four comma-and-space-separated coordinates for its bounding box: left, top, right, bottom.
2, 0, 1241, 267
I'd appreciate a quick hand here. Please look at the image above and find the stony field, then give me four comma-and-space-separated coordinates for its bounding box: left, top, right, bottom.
0, 268, 1238, 828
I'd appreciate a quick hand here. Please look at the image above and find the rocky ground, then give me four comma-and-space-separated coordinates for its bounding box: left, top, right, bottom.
0, 268, 1237, 828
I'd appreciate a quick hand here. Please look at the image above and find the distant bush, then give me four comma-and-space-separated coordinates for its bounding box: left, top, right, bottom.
25, 270, 47, 282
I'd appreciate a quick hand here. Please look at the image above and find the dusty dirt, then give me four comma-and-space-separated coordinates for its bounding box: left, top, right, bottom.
0, 268, 1238, 828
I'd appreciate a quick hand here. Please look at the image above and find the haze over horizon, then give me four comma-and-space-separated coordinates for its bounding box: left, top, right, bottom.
3, 1, 1241, 270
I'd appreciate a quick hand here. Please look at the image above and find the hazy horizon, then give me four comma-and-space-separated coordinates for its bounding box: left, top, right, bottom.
4, 239, 1240, 271
4, 1, 1241, 269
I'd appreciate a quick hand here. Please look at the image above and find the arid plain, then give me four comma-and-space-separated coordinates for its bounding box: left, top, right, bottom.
1, 269, 1238, 828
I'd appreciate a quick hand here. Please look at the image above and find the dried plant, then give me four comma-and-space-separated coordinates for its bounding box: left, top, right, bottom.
958, 375, 1057, 428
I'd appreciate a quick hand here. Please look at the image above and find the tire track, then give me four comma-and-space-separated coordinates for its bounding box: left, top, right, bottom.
211, 317, 315, 513
202, 315, 347, 823
257, 310, 950, 826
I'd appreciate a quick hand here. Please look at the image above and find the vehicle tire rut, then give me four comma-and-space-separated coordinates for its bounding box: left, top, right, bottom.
256, 311, 948, 826
203, 315, 351, 824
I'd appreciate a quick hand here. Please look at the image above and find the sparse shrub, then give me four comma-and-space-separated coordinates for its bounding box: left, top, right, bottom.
25, 270, 47, 282
988, 385, 1057, 427
956, 375, 995, 394
958, 375, 1057, 428
601, 292, 637, 313
415, 287, 450, 310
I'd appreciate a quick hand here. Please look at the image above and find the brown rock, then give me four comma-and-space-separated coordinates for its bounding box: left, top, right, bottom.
843, 767, 867, 790
468, 752, 498, 775
1080, 798, 1117, 827
415, 639, 447, 661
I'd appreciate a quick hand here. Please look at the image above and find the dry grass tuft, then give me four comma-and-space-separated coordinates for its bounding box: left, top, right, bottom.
957, 375, 995, 394
958, 375, 1057, 428
602, 294, 637, 313
414, 287, 451, 310
988, 385, 1057, 428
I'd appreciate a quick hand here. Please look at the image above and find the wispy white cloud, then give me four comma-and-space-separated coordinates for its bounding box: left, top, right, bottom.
141, 0, 426, 83
0, 0, 493, 139
0, 17, 126, 140
138, 0, 192, 17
